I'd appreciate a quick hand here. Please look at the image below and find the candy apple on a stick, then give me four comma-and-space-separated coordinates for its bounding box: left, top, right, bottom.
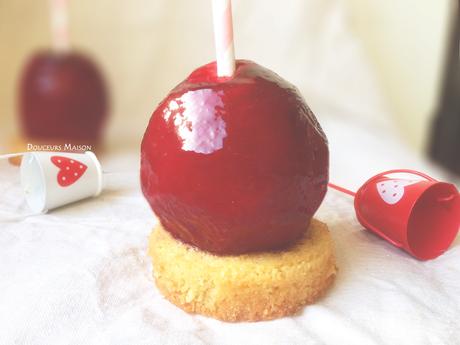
142, 0, 336, 323
141, 1, 328, 255
17, 0, 108, 156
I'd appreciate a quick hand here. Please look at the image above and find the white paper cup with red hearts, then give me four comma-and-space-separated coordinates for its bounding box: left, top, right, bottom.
354, 169, 460, 260
20, 151, 103, 213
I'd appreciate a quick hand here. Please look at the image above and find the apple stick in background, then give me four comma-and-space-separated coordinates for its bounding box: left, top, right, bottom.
212, 0, 236, 77
49, 0, 70, 52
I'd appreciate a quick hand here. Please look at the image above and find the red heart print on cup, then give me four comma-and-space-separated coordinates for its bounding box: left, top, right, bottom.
51, 156, 88, 187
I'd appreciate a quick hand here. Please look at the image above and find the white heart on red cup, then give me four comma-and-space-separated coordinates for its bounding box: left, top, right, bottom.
376, 179, 417, 205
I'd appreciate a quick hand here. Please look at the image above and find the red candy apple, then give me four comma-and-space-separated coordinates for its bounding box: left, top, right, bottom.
19, 50, 108, 145
141, 60, 329, 255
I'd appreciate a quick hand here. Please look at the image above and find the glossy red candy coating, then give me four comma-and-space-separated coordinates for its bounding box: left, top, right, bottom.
141, 60, 329, 255
19, 51, 108, 143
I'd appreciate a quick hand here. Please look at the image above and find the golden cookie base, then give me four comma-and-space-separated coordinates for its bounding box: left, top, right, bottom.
148, 219, 337, 322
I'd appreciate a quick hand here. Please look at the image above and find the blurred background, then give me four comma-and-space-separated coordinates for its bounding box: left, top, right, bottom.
0, 0, 458, 175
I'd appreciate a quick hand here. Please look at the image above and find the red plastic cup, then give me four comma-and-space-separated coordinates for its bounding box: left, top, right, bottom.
354, 169, 460, 260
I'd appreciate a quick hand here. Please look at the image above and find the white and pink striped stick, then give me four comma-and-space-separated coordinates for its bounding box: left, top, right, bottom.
49, 0, 70, 52
212, 0, 236, 77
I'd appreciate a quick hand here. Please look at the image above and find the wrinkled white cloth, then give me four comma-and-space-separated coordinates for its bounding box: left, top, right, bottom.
1, 118, 459, 345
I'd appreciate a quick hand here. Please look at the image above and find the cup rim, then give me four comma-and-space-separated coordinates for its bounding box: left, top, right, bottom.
20, 152, 47, 213
406, 182, 460, 260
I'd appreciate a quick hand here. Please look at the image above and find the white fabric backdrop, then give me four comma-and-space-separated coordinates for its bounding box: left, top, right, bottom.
0, 0, 394, 150
0, 0, 459, 344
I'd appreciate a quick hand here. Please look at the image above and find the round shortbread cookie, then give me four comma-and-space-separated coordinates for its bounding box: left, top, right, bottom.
148, 219, 337, 322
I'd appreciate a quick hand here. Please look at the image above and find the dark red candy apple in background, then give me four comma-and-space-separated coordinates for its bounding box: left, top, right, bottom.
19, 50, 108, 145
141, 60, 329, 255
